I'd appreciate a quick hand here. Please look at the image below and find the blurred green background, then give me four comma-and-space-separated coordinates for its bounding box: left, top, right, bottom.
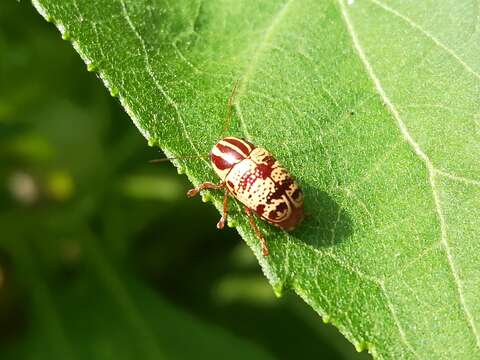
0, 2, 368, 359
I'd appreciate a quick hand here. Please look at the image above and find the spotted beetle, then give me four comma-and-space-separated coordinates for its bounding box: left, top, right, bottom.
187, 136, 304, 256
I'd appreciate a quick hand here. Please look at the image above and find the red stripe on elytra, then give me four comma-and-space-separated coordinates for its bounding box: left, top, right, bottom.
210, 153, 232, 170
223, 137, 255, 156
215, 143, 245, 161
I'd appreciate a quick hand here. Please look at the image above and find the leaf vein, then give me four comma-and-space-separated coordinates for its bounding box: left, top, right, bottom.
339, 0, 480, 350
322, 250, 379, 284
119, 0, 207, 165
380, 282, 421, 358
369, 0, 480, 81
436, 169, 480, 187
234, 0, 294, 139
384, 241, 441, 283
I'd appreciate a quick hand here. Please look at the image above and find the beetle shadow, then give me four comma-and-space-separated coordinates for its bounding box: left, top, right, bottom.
290, 182, 353, 249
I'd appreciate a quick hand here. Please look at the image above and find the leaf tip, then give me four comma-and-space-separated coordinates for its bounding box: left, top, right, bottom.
109, 86, 119, 98
86, 62, 98, 73
147, 137, 159, 147
201, 193, 211, 203
227, 219, 237, 228
272, 282, 284, 298
354, 341, 375, 354
61, 31, 71, 41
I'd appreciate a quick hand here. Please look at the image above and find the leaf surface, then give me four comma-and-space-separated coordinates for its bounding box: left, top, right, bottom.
31, 0, 480, 358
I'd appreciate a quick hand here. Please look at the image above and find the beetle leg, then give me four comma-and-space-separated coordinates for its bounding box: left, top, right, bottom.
186, 181, 225, 198
187, 182, 229, 229
245, 206, 269, 257
216, 189, 229, 230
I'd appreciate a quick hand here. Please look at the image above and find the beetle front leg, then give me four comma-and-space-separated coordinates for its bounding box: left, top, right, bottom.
186, 181, 225, 198
187, 182, 229, 230
245, 206, 269, 257
216, 189, 229, 230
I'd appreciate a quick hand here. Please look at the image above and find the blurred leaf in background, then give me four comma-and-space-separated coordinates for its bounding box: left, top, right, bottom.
0, 1, 365, 359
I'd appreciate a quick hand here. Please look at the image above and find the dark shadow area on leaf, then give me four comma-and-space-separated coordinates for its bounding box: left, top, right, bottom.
292, 183, 353, 249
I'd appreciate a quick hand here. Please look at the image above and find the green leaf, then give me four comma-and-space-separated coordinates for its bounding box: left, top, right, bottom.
30, 0, 480, 358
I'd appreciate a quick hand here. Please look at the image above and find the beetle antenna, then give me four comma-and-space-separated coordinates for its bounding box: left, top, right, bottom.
221, 79, 240, 139
149, 155, 209, 164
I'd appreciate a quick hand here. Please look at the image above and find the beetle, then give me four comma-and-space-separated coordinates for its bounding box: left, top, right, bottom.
186, 136, 304, 256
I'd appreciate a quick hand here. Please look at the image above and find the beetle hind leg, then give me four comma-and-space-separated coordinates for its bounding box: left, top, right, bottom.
245, 206, 269, 257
